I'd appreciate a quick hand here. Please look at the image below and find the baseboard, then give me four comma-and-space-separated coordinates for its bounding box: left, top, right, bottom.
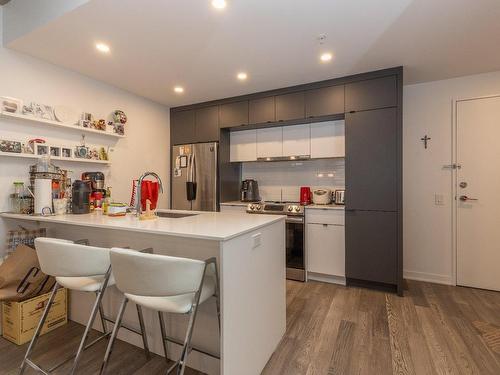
404, 270, 454, 285
307, 272, 346, 286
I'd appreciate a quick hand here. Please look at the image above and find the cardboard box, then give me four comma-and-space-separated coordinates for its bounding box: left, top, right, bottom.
2, 288, 67, 345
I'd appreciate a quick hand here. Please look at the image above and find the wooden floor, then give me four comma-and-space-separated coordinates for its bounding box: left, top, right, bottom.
2, 280, 500, 374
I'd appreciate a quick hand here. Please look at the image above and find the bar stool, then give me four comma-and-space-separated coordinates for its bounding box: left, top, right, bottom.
100, 248, 221, 375
19, 238, 150, 375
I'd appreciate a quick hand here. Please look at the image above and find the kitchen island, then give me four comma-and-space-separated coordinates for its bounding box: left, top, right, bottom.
1, 211, 286, 375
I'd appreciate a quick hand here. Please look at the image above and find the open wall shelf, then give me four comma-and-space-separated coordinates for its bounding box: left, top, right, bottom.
0, 111, 125, 139
0, 151, 111, 165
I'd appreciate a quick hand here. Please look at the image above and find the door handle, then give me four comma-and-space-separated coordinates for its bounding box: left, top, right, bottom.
459, 195, 478, 202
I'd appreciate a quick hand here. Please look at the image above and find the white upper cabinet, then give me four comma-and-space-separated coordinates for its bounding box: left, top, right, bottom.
282, 124, 310, 157
310, 120, 345, 159
256, 127, 283, 158
230, 129, 257, 162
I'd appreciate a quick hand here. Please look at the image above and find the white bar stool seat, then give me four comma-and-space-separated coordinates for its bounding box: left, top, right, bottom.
19, 238, 150, 375
124, 275, 215, 314
56, 274, 116, 292
100, 248, 221, 375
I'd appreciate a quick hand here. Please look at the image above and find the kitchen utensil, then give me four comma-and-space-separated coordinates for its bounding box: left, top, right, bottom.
34, 179, 53, 215
312, 189, 332, 205
334, 190, 345, 205
300, 187, 312, 205
82, 172, 105, 190
240, 179, 260, 202
54, 106, 78, 124
53, 198, 67, 215
72, 180, 91, 214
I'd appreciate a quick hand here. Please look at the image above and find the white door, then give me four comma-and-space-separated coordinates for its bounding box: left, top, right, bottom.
457, 96, 500, 291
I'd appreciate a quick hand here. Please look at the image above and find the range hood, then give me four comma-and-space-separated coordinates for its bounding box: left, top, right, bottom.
256, 155, 310, 162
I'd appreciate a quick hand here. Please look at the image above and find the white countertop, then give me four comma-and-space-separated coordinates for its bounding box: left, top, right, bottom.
305, 204, 345, 210
0, 210, 285, 241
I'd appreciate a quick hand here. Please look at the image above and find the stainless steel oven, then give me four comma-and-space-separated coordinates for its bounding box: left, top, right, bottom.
247, 202, 305, 281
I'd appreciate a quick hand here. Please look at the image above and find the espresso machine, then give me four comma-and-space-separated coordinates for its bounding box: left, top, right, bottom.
82, 172, 106, 208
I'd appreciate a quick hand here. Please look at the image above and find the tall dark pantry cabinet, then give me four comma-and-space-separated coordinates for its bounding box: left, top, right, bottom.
344, 71, 403, 295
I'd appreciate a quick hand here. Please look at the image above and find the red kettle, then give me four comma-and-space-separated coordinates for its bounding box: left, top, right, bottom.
300, 187, 312, 205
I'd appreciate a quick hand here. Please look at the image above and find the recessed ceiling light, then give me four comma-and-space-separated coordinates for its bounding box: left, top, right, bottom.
237, 72, 248, 81
211, 0, 227, 9
174, 86, 184, 94
95, 43, 110, 53
320, 52, 333, 62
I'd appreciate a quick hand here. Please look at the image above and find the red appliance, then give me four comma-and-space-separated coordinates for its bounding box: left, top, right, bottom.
300, 187, 312, 205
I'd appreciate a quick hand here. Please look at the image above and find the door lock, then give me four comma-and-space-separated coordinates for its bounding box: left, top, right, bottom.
459, 182, 467, 188
459, 195, 478, 202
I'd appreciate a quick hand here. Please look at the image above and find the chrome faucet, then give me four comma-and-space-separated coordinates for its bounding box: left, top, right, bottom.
135, 172, 164, 217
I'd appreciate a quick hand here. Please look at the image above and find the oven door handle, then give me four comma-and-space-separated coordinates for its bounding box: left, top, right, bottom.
285, 216, 304, 224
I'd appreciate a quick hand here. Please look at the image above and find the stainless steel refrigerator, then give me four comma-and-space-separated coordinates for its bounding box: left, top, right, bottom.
171, 142, 218, 211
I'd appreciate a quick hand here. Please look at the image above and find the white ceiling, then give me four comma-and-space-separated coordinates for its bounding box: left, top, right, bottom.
5, 0, 500, 106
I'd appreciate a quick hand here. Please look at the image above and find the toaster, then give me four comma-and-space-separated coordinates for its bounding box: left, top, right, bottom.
334, 190, 345, 205
312, 189, 332, 205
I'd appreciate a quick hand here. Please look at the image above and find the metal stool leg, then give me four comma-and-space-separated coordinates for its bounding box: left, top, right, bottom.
158, 312, 169, 362
70, 267, 112, 375
98, 299, 108, 334
176, 292, 202, 375
19, 282, 59, 375
136, 305, 151, 359
100, 296, 128, 375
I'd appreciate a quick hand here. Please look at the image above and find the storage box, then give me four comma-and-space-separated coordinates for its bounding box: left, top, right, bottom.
2, 288, 67, 345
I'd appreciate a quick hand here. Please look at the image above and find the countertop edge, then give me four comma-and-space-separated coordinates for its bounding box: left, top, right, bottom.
0, 213, 285, 241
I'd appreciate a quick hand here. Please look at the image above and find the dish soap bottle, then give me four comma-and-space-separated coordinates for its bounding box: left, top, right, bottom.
103, 187, 112, 215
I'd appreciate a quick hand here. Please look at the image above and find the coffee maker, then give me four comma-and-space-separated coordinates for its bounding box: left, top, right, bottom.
82, 172, 106, 208
240, 179, 260, 202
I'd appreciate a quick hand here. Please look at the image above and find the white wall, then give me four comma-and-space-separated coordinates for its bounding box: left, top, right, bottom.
403, 70, 500, 285
0, 6, 170, 258
242, 158, 344, 202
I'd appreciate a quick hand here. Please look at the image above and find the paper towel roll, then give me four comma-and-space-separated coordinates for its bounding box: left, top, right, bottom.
34, 179, 53, 215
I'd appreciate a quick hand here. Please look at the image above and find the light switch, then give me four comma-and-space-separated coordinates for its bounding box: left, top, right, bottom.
252, 233, 262, 248
434, 194, 444, 206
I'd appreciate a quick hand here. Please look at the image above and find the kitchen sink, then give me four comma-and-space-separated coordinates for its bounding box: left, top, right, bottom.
155, 212, 198, 219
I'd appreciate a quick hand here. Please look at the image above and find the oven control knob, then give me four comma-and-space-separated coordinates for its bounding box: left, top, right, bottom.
287, 206, 293, 212
294, 206, 300, 212
256, 205, 262, 210
249, 204, 254, 210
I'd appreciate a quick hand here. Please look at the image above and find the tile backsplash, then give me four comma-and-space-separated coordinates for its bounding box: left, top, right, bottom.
242, 158, 345, 202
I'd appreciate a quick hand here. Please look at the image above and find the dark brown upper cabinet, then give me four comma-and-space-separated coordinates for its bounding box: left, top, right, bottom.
305, 85, 344, 118
195, 106, 219, 142
345, 75, 397, 112
249, 96, 275, 124
275, 92, 305, 122
345, 107, 398, 211
171, 109, 195, 145
219, 101, 249, 128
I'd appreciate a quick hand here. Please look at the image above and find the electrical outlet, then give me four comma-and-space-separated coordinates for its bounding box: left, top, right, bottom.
252, 233, 262, 248
434, 194, 444, 206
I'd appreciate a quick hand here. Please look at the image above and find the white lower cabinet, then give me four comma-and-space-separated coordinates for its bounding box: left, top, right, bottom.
306, 209, 345, 283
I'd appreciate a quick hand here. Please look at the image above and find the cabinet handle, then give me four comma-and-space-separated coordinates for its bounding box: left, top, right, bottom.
323, 224, 328, 227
